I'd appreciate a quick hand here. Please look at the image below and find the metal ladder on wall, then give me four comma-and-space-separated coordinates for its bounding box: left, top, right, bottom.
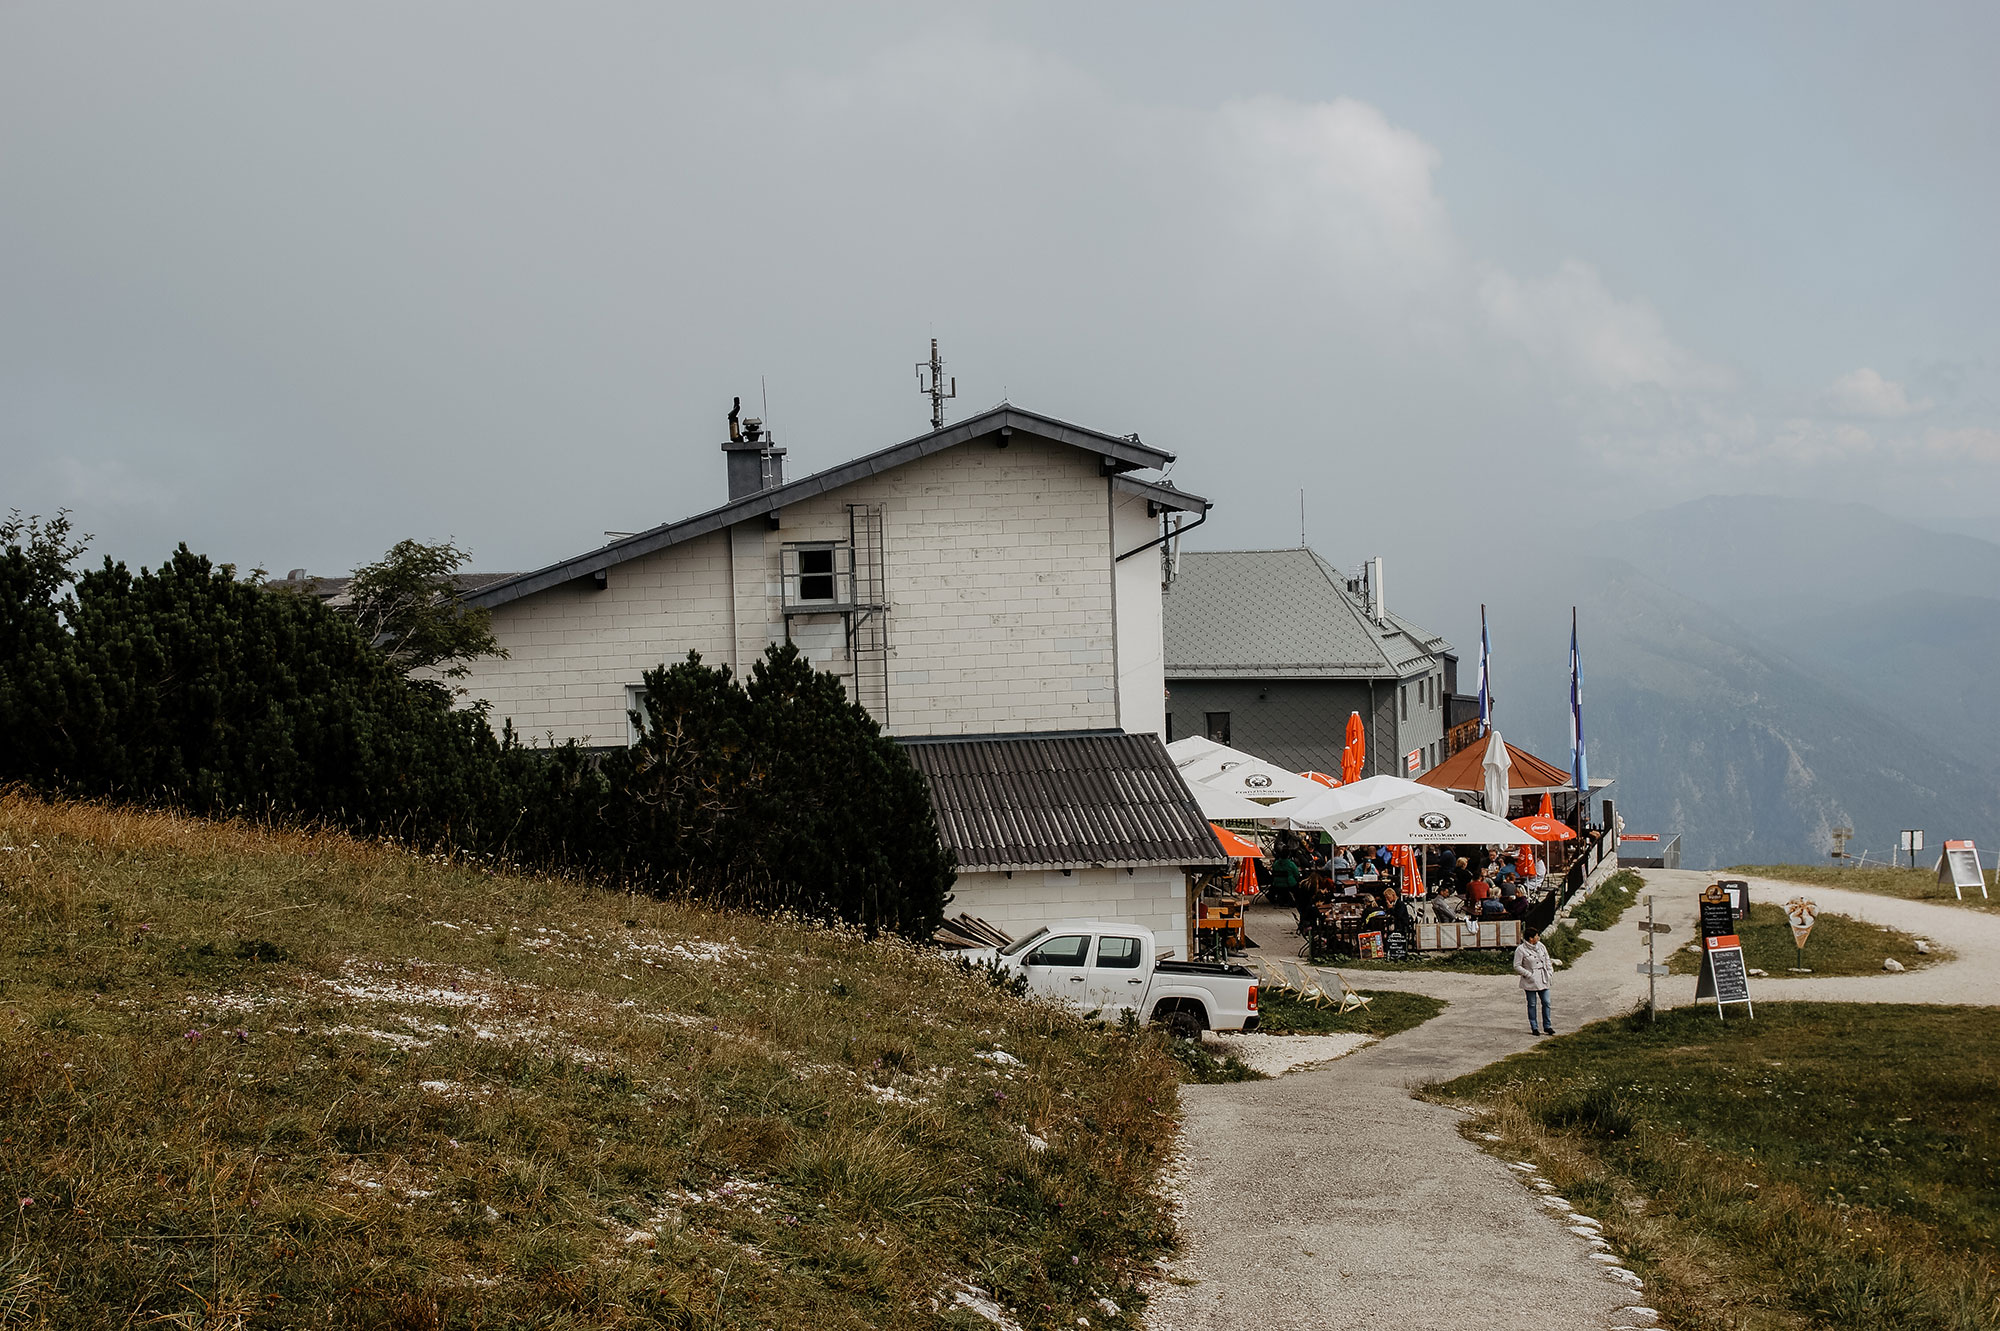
846, 503, 890, 722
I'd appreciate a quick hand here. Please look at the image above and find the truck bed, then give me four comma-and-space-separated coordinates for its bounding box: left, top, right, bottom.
1156, 960, 1254, 978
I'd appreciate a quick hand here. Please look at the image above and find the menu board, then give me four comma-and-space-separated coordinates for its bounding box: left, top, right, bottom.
1385, 930, 1410, 961
1706, 942, 1751, 1005
1938, 841, 1987, 899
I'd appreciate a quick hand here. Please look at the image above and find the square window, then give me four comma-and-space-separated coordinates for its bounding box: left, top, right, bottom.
1095, 937, 1144, 969
1206, 712, 1231, 745
798, 547, 836, 602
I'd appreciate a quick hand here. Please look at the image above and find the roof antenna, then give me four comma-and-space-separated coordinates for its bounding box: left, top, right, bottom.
761, 376, 770, 435
916, 337, 956, 430
1299, 489, 1306, 548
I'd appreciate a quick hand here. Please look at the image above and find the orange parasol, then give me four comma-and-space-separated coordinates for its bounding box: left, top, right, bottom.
1340, 712, 1366, 784
1511, 814, 1574, 842
1300, 770, 1340, 788
1210, 822, 1264, 859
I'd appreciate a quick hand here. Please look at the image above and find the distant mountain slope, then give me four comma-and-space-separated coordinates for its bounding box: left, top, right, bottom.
1593, 495, 2000, 610
1490, 561, 2000, 870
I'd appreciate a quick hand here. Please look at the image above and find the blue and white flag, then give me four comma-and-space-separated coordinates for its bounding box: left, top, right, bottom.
1569, 608, 1588, 794
1477, 604, 1491, 736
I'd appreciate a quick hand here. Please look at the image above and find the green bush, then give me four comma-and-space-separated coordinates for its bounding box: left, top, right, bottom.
0, 521, 951, 935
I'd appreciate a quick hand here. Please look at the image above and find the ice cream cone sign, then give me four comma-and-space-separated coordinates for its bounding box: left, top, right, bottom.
1785, 897, 1817, 950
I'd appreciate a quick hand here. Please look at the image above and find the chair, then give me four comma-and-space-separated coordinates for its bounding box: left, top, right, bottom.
1329, 971, 1374, 1014
1277, 959, 1333, 1008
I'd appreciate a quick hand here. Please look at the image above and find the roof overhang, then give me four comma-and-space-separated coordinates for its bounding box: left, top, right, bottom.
464, 405, 1179, 611
1112, 473, 1210, 516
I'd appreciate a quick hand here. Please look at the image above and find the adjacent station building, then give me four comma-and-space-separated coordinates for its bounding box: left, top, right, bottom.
1161, 547, 1458, 780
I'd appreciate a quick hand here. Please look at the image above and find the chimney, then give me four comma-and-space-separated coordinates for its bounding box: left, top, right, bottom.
720, 407, 787, 501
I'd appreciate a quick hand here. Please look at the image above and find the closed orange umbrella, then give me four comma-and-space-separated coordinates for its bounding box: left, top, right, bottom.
1341, 712, 1366, 783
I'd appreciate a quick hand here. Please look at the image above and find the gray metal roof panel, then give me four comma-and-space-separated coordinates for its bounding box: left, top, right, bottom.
901, 731, 1227, 873
1111, 473, 1211, 515
1162, 548, 1452, 680
463, 405, 1178, 611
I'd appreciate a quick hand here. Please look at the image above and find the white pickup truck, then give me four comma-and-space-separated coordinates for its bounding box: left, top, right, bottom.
969, 919, 1259, 1037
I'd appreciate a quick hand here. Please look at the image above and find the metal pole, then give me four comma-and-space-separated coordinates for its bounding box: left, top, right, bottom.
1647, 894, 1657, 1022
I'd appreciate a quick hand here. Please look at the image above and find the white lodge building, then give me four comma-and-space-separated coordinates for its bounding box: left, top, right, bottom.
457, 405, 1227, 946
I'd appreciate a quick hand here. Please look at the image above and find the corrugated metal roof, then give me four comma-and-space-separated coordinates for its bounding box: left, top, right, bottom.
1162, 548, 1448, 680
901, 731, 1228, 873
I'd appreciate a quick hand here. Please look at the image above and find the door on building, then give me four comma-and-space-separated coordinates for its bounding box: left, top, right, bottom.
1019, 933, 1091, 1008
1085, 934, 1148, 1017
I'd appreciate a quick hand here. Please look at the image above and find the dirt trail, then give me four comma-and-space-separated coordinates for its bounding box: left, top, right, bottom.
1147, 868, 1999, 1331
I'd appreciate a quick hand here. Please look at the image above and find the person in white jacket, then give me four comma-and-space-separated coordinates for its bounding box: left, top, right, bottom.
1514, 928, 1555, 1035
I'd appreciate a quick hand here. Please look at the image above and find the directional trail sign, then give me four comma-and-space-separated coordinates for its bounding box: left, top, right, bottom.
1636, 963, 1671, 976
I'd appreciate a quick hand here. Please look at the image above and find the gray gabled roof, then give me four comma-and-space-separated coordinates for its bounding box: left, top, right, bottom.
463, 404, 1210, 611
901, 730, 1227, 873
1162, 548, 1449, 680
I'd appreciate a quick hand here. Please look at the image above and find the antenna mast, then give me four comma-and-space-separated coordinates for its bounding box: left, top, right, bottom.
915, 338, 956, 430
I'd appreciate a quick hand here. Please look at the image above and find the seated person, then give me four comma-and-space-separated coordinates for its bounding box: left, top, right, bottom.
1382, 885, 1415, 935
1478, 892, 1506, 918
1432, 889, 1464, 922
1330, 848, 1357, 876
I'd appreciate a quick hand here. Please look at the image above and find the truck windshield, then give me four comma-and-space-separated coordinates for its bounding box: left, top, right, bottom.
999, 927, 1048, 958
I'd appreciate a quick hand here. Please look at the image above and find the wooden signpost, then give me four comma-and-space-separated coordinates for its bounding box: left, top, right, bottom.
1693, 883, 1754, 1019
1937, 841, 1989, 900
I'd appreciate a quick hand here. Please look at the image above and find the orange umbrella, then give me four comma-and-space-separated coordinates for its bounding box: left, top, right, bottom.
1300, 770, 1340, 788
1210, 822, 1264, 859
1340, 712, 1366, 784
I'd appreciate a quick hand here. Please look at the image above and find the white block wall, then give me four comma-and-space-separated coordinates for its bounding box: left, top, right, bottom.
1112, 485, 1167, 738
949, 867, 1190, 953
459, 436, 1136, 742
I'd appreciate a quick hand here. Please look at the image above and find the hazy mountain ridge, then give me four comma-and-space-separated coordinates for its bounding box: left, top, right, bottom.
1488, 526, 2000, 868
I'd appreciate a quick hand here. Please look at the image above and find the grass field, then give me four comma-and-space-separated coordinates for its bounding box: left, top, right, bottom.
1667, 902, 1941, 976
0, 793, 1182, 1329
1437, 1004, 2000, 1331
1253, 988, 1445, 1038
1735, 863, 1999, 913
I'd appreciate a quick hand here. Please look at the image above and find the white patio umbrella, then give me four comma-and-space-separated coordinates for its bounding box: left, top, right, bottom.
1166, 736, 1324, 802
1186, 783, 1287, 822
1270, 775, 1540, 846
1482, 729, 1511, 817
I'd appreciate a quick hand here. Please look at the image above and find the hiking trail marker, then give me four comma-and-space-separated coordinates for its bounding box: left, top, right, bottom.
1937, 841, 1988, 900
1637, 897, 1669, 1020
1694, 883, 1754, 1019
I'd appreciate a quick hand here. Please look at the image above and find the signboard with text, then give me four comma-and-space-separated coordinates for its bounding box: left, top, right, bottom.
1937, 840, 1988, 900
1694, 884, 1755, 1018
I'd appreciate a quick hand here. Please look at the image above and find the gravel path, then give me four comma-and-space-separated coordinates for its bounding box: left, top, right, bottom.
1147, 868, 2000, 1331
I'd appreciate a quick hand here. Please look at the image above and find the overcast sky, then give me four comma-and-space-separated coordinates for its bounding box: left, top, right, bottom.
5, 2, 1997, 645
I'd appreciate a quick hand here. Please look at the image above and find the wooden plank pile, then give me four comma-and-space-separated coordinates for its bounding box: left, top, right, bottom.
932, 913, 1013, 950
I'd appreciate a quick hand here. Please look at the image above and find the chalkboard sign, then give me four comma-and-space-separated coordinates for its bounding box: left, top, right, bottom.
1699, 895, 1736, 941
1385, 930, 1410, 961
1695, 935, 1755, 1017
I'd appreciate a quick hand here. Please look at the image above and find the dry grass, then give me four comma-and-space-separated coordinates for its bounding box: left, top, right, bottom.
1734, 864, 2000, 914
0, 792, 1182, 1329
1437, 1004, 2000, 1331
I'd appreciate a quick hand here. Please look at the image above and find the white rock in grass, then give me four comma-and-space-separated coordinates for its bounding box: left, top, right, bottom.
1566, 1225, 1600, 1238
1570, 1215, 1601, 1227
1747, 968, 1768, 978
1539, 1197, 1572, 1211
1915, 939, 1931, 954
1588, 1252, 1623, 1263
1507, 1162, 1536, 1172
1616, 1308, 1660, 1321
1606, 1267, 1643, 1283
1884, 958, 1906, 973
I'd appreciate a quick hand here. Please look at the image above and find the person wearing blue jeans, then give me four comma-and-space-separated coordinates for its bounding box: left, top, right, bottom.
1514, 928, 1555, 1035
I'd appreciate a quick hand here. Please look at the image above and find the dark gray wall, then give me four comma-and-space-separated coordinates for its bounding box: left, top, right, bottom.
1166, 674, 1447, 778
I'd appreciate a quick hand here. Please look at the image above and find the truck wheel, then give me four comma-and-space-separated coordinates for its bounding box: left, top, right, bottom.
1162, 1009, 1203, 1042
